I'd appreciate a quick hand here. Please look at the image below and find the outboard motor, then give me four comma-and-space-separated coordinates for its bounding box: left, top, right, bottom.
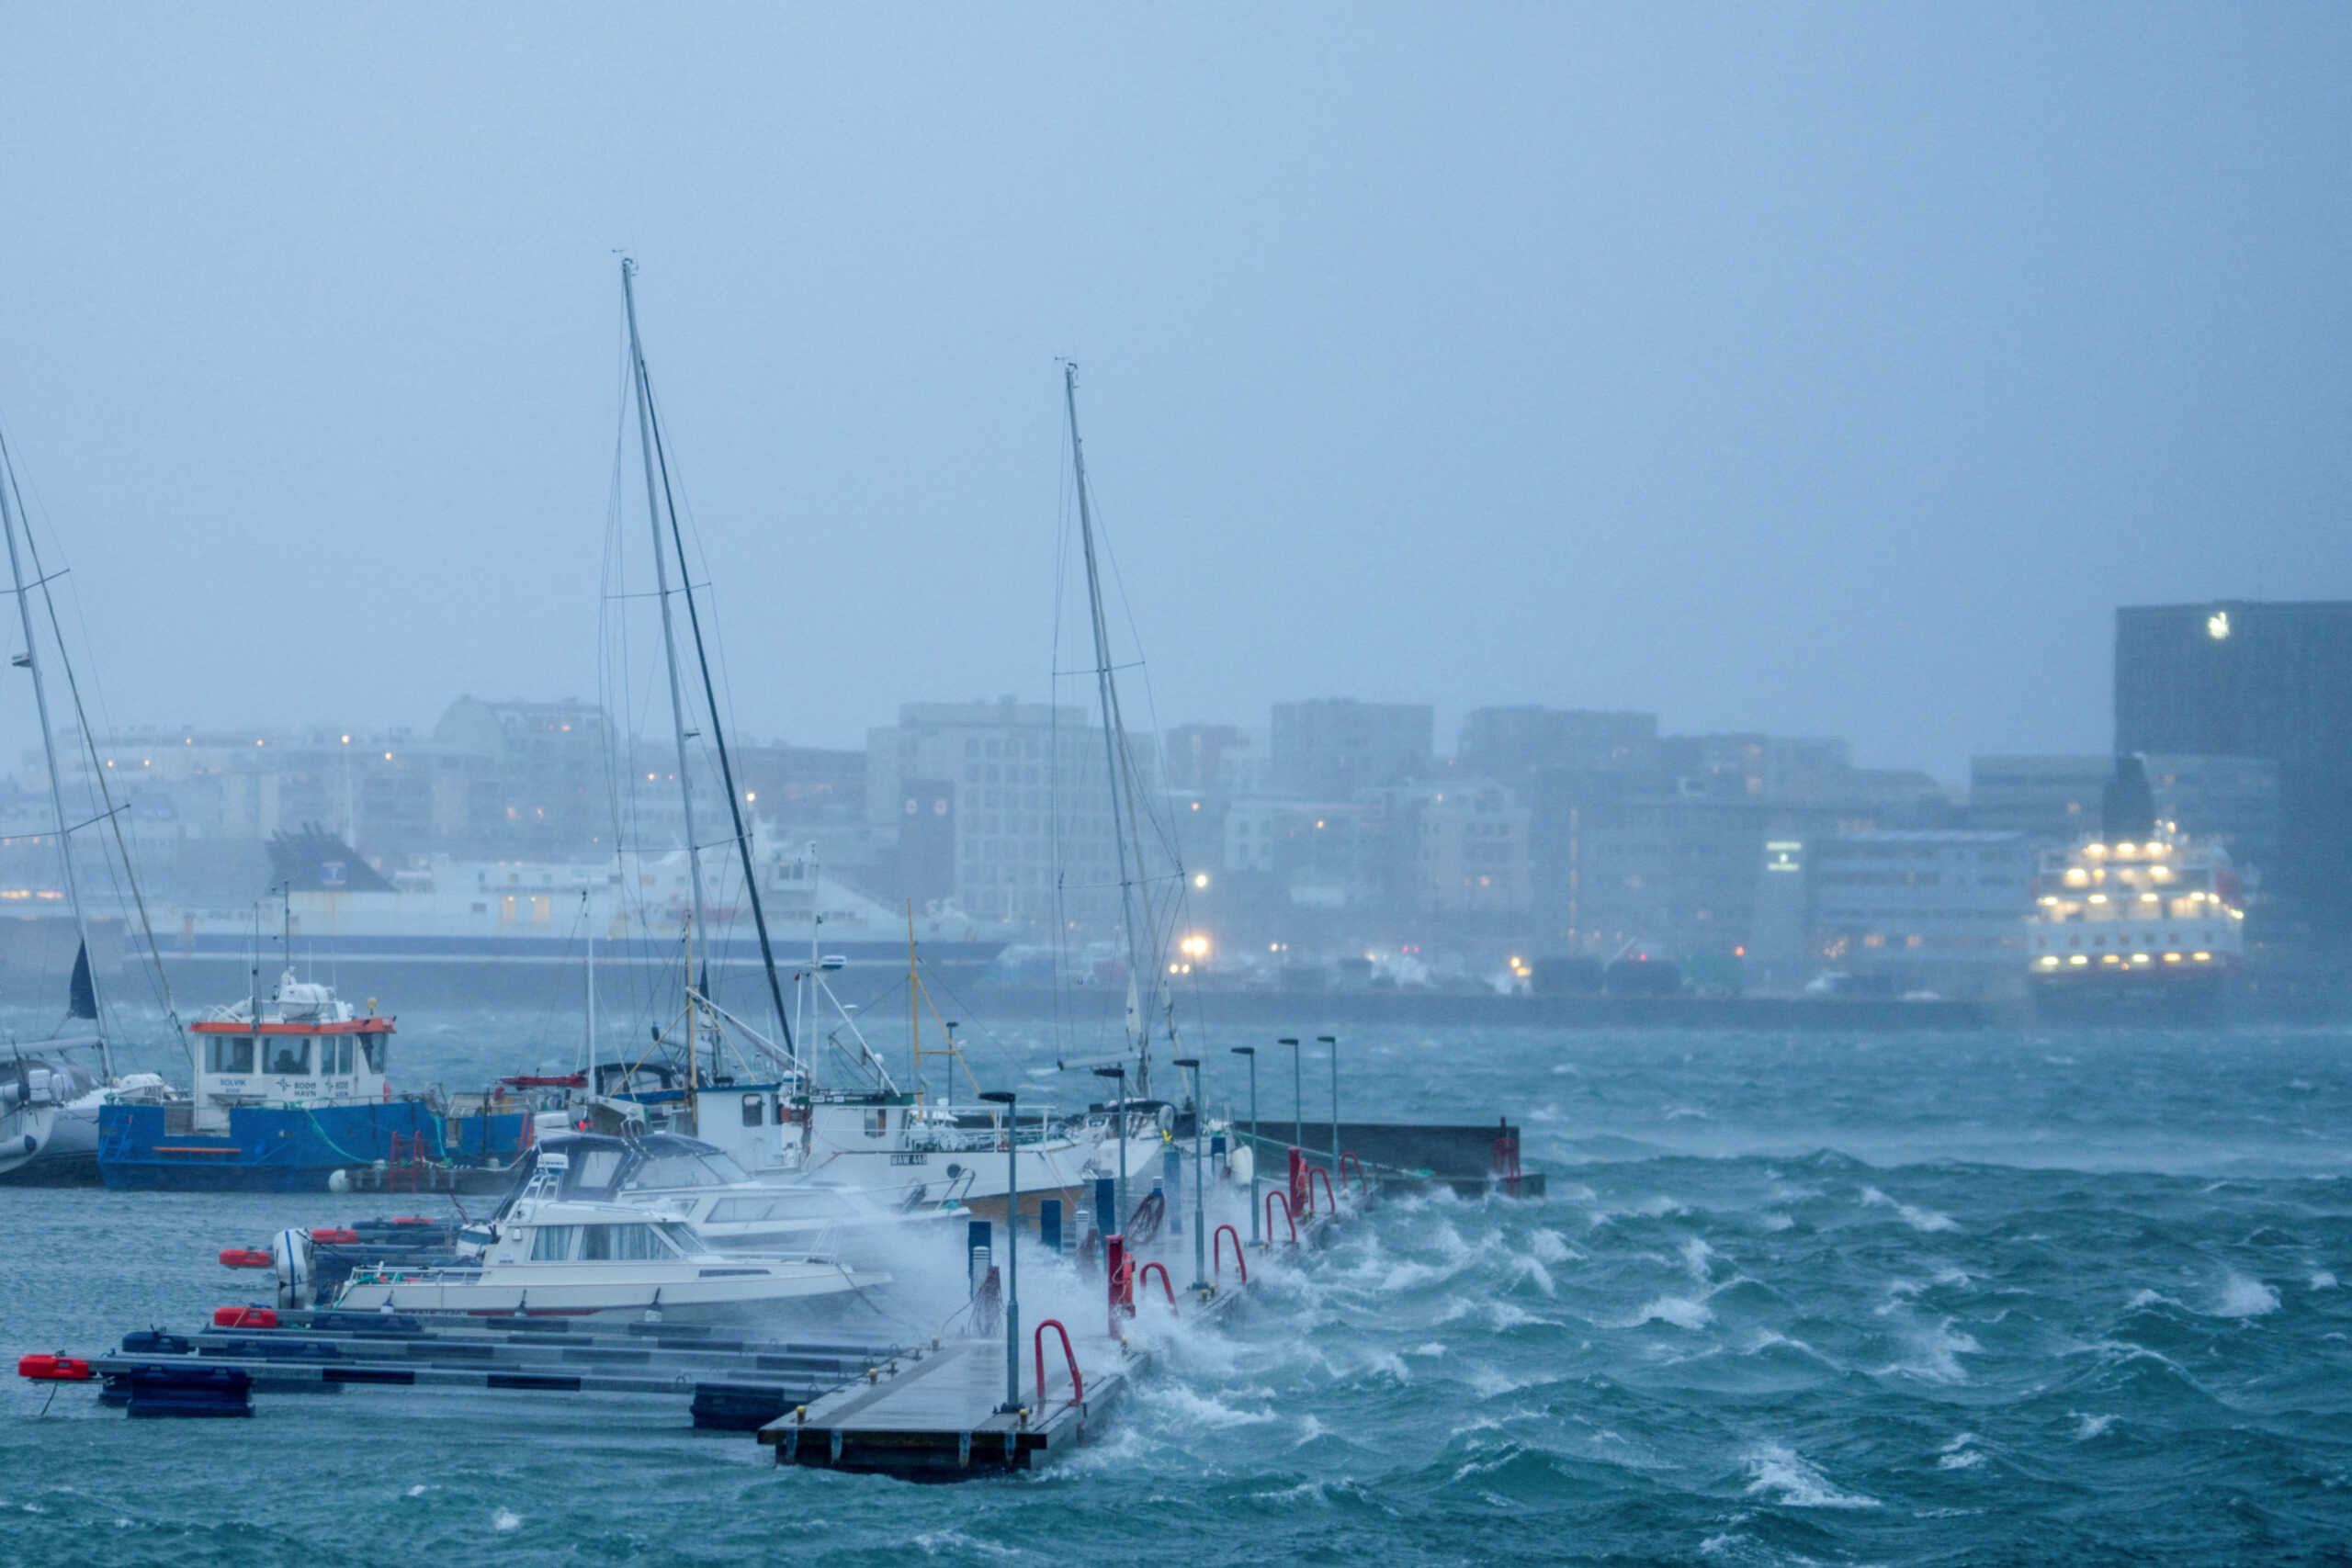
270, 1228, 314, 1311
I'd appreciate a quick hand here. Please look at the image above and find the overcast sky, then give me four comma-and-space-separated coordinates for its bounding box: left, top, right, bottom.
1, 5, 2346, 788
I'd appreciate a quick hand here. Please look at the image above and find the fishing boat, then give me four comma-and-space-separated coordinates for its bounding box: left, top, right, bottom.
96, 967, 527, 1190
328, 1150, 883, 1323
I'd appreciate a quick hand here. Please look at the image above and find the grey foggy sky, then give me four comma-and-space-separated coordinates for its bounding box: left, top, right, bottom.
2, 5, 2346, 789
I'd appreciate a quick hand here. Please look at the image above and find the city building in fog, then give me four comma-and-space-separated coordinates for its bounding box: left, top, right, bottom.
1270, 698, 1433, 798
864, 699, 1127, 926
1456, 706, 1657, 781
1970, 755, 2109, 841
2115, 600, 2352, 931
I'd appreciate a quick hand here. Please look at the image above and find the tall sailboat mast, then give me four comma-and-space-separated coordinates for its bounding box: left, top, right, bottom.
617, 258, 797, 1065
1062, 364, 1154, 1098
622, 260, 711, 1062
0, 431, 108, 1081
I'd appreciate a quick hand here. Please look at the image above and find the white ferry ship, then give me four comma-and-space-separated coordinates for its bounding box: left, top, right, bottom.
2026, 821, 2245, 1020
148, 832, 1006, 1004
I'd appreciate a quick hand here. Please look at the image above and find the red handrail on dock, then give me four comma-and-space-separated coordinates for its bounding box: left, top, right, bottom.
1340, 1151, 1367, 1191
1265, 1189, 1296, 1244
1307, 1166, 1336, 1215
1213, 1223, 1248, 1283
1491, 1123, 1522, 1196
1136, 1260, 1177, 1314
1034, 1318, 1082, 1413
1106, 1235, 1133, 1335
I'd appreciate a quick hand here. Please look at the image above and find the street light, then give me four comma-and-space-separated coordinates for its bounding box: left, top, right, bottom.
978, 1089, 1020, 1415
1279, 1037, 1302, 1154
1174, 1057, 1206, 1291
1091, 1065, 1129, 1241
1319, 1034, 1339, 1177
1229, 1046, 1259, 1244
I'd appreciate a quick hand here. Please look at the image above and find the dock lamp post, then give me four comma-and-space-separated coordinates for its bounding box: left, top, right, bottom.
1279, 1037, 1302, 1153
1091, 1065, 1129, 1240
978, 1089, 1020, 1415
1319, 1034, 1339, 1179
1229, 1045, 1259, 1243
1174, 1057, 1206, 1292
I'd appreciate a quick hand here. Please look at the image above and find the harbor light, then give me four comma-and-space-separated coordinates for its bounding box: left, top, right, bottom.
1193, 873, 1208, 888
2068, 954, 2089, 965
2193, 952, 2211, 962
2208, 609, 2231, 639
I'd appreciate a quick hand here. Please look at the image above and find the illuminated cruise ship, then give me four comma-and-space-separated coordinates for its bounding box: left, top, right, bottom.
2025, 822, 2245, 1018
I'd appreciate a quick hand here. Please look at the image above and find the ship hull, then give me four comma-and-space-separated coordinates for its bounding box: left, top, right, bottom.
98, 1100, 446, 1191
2029, 967, 2233, 1026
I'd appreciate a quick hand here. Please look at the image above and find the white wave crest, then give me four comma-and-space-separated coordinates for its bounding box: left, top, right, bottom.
1860, 1186, 1959, 1233
492, 1510, 522, 1534
1680, 1236, 1717, 1282
1528, 1227, 1577, 1264
915, 1531, 1023, 1559
1630, 1294, 1714, 1330
1880, 1318, 1981, 1384
1938, 1432, 1985, 1471
2312, 1270, 2338, 1291
2072, 1412, 2117, 1440
2215, 1273, 2279, 1317
1743, 1442, 1882, 1509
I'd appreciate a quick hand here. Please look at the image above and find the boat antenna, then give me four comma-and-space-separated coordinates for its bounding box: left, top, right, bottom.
620, 258, 797, 1062
1063, 363, 1152, 1099
0, 425, 107, 1080
620, 258, 712, 1032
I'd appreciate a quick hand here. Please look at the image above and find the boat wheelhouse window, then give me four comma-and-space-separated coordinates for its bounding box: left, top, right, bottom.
865, 1108, 889, 1137
656, 1222, 702, 1255
741, 1094, 764, 1127
360, 1032, 387, 1072
328, 1036, 352, 1074
579, 1222, 673, 1261
707, 1196, 783, 1224
528, 1225, 579, 1260
209, 1035, 255, 1074
266, 1038, 311, 1075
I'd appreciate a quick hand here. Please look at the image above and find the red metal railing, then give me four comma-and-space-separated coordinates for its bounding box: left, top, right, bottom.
1306, 1166, 1336, 1215
1136, 1259, 1177, 1314
1106, 1235, 1133, 1335
1265, 1189, 1296, 1244
1213, 1223, 1248, 1284
1034, 1318, 1081, 1414
1340, 1151, 1367, 1192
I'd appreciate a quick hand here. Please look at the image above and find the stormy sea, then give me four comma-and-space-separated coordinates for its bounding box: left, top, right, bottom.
5, 1015, 2347, 1566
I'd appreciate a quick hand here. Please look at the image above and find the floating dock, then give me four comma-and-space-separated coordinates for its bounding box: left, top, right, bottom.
23, 1125, 1538, 1479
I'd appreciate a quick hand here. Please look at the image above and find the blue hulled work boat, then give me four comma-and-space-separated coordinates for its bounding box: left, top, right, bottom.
97, 971, 521, 1190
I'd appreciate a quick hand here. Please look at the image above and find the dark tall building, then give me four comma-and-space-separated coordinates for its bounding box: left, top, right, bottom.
2115, 601, 2352, 931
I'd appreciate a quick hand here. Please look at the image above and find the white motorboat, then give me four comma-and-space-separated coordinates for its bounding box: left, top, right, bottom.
329, 1153, 886, 1323
493, 1132, 963, 1257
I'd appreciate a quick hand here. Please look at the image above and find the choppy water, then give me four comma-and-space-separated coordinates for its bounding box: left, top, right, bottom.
6, 1016, 2351, 1566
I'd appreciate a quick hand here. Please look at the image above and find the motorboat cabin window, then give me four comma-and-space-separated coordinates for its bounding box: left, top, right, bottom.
529, 1224, 580, 1260
359, 1032, 387, 1073
267, 1038, 311, 1075
865, 1108, 889, 1138
209, 1035, 255, 1074
334, 1036, 355, 1074
578, 1222, 681, 1260
741, 1094, 764, 1127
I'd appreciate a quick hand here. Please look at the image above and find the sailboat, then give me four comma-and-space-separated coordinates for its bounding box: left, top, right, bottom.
0, 417, 176, 1182
1054, 364, 1219, 1210
585, 265, 1115, 1225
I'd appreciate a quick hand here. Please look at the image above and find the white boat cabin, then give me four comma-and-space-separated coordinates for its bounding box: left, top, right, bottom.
187, 970, 394, 1133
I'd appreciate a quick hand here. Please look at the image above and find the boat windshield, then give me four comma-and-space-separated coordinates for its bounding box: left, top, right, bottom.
634, 1151, 748, 1190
